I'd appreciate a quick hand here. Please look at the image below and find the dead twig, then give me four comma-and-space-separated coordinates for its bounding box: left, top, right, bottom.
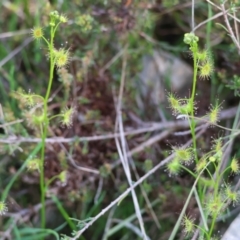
0, 106, 237, 144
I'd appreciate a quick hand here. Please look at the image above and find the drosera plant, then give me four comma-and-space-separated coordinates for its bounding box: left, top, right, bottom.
175, 151, 240, 240
9, 10, 74, 231
166, 32, 240, 240
167, 32, 215, 161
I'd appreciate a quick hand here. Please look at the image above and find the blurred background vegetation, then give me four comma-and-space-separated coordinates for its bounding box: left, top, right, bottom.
1, 0, 240, 239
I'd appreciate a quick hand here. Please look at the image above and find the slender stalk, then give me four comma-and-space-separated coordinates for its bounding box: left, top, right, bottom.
40, 25, 55, 230
190, 49, 198, 163
208, 212, 218, 238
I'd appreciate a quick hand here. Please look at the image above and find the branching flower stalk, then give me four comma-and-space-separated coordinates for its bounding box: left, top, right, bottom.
189, 36, 199, 163
39, 17, 55, 229
166, 33, 240, 239
183, 33, 201, 162
31, 11, 69, 229
168, 33, 213, 166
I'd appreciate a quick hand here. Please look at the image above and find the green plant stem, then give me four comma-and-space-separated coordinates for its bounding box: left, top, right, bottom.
168, 162, 211, 240
189, 46, 207, 222
190, 49, 198, 163
180, 165, 196, 178
1, 143, 41, 201
208, 212, 218, 238
205, 163, 221, 239
51, 195, 76, 231
40, 128, 46, 230
214, 165, 221, 196
40, 25, 55, 230
205, 167, 214, 183
46, 175, 59, 187
219, 166, 231, 179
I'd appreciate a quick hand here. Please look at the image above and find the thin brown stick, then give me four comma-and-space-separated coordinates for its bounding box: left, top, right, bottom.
221, 3, 240, 53
0, 106, 237, 144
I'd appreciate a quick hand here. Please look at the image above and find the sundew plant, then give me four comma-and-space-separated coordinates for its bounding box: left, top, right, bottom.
2, 11, 74, 231
166, 32, 240, 240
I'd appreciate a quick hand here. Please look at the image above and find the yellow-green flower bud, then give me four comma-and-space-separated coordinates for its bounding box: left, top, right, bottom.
183, 33, 199, 45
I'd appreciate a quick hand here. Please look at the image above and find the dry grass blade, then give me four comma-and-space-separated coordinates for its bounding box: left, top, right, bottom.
113, 48, 148, 239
